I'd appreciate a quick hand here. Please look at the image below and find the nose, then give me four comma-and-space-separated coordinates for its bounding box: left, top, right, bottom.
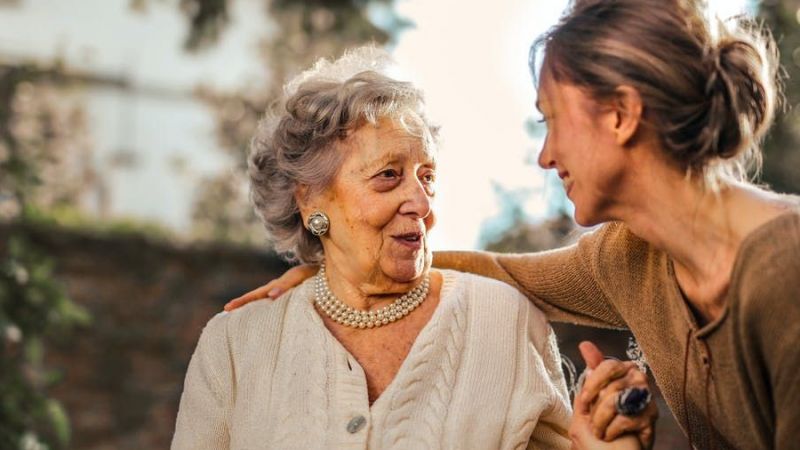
537, 137, 556, 170
398, 176, 432, 219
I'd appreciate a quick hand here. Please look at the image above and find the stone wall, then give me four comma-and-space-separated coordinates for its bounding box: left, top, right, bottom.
2, 223, 288, 449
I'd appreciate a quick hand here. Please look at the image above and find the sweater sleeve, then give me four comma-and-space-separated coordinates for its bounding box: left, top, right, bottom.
171, 312, 234, 450
433, 225, 625, 328
517, 300, 571, 450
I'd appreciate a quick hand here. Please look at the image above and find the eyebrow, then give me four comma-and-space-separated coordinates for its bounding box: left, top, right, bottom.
357, 150, 436, 175
357, 152, 402, 173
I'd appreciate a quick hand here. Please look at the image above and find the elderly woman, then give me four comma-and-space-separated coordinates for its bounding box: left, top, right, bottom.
172, 49, 643, 450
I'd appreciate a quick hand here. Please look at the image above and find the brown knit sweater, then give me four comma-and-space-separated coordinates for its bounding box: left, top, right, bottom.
435, 210, 800, 450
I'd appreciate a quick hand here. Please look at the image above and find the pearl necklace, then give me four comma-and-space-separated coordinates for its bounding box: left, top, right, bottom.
313, 262, 430, 329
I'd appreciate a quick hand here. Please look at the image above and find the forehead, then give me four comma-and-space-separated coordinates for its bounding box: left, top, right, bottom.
537, 73, 597, 115
342, 119, 436, 170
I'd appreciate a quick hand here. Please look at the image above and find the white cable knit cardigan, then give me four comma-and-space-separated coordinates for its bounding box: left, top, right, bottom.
171, 270, 571, 449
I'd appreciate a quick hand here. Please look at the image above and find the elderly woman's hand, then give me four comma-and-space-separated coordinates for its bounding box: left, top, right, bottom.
223, 264, 319, 311
575, 341, 657, 450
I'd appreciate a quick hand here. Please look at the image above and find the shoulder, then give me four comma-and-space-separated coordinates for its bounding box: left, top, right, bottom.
729, 211, 800, 386
578, 222, 665, 296
588, 222, 657, 267
443, 269, 550, 337
200, 280, 311, 349
446, 269, 537, 310
734, 211, 800, 311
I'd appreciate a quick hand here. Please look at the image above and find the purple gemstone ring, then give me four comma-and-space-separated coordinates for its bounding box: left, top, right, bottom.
615, 387, 652, 416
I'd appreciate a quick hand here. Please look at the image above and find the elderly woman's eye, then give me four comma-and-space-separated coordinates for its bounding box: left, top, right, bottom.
421, 171, 436, 184
378, 169, 400, 178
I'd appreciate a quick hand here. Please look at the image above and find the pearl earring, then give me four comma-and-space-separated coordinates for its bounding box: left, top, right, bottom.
306, 211, 330, 236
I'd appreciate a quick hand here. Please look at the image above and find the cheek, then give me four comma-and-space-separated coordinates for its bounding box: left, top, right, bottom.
424, 210, 436, 233
361, 199, 400, 232
336, 194, 399, 252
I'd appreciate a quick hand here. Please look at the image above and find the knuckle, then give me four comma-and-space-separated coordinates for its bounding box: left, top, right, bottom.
568, 426, 580, 441
607, 417, 633, 436
598, 359, 620, 372
632, 372, 647, 383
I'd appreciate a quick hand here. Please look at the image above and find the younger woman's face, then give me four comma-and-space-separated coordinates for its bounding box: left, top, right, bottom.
536, 69, 631, 226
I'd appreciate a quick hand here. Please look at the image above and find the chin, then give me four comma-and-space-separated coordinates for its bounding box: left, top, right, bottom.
572, 205, 602, 227
382, 253, 429, 283
573, 213, 596, 227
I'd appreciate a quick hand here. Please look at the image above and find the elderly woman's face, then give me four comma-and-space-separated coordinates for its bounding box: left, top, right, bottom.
312, 118, 436, 285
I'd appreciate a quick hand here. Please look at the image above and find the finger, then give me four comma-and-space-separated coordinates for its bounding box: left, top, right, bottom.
287, 264, 320, 285
589, 386, 620, 438
598, 393, 657, 447
603, 406, 657, 448
638, 423, 656, 450
224, 283, 278, 311
605, 413, 657, 443
591, 370, 650, 437
579, 359, 636, 409
224, 265, 320, 311
579, 341, 605, 370
594, 367, 648, 411
602, 415, 643, 440
576, 360, 635, 414
568, 412, 593, 449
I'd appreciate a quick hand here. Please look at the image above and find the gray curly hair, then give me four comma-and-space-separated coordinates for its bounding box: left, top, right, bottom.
248, 47, 439, 263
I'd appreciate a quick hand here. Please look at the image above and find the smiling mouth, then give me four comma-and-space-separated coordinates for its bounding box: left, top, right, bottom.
392, 232, 424, 249
563, 180, 574, 195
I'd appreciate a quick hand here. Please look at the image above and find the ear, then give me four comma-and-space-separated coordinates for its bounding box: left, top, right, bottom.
611, 85, 643, 147
294, 184, 312, 220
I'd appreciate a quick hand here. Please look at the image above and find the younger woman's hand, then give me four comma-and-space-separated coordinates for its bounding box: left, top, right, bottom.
569, 406, 641, 450
223, 264, 319, 311
574, 341, 657, 450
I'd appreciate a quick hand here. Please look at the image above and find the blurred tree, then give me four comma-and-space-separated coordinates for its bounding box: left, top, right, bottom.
0, 63, 96, 219
0, 64, 91, 449
479, 182, 581, 254
484, 212, 580, 253
178, 0, 408, 244
759, 0, 800, 194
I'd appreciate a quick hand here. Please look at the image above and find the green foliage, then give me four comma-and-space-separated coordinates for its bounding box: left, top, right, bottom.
759, 1, 800, 193
22, 204, 177, 244
0, 235, 90, 450
0, 61, 90, 450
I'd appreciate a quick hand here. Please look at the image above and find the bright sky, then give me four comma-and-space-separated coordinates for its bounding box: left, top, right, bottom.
0, 0, 751, 250
393, 0, 567, 249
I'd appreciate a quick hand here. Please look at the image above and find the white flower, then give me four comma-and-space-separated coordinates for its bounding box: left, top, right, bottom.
4, 324, 22, 344
0, 196, 21, 221
13, 264, 29, 285
20, 432, 46, 450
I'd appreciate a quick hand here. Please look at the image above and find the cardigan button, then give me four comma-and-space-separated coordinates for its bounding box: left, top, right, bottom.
346, 415, 367, 433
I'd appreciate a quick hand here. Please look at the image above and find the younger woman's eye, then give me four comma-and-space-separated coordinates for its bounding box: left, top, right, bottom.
421, 172, 436, 184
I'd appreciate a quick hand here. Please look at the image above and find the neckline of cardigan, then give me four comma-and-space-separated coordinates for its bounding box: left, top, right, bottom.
297, 269, 463, 411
